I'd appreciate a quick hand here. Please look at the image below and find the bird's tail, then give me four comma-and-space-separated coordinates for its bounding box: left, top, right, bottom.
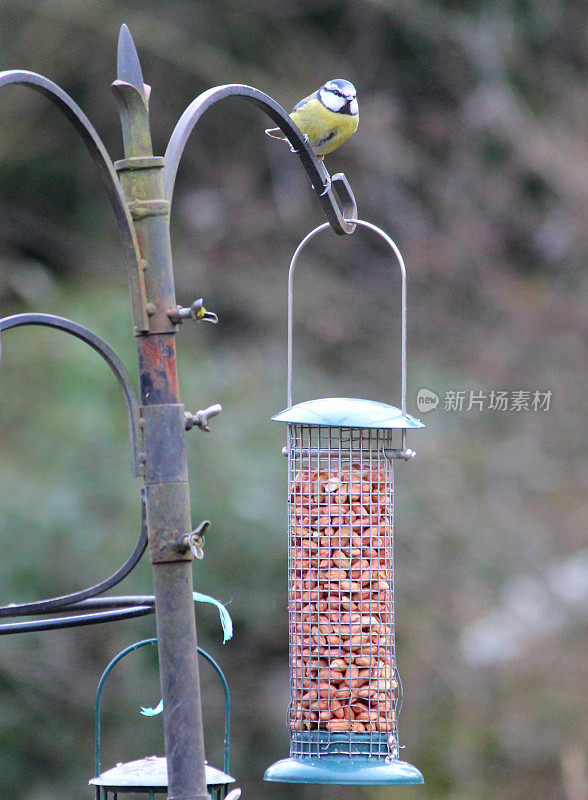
265, 126, 288, 141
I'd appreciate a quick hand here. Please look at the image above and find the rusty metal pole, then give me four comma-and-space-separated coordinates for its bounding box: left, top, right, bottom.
112, 26, 209, 800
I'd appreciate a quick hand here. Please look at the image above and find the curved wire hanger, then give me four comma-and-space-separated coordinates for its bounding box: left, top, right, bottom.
287, 219, 407, 415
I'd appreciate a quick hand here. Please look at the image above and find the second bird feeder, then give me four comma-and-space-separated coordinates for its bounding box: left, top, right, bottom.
265, 221, 425, 785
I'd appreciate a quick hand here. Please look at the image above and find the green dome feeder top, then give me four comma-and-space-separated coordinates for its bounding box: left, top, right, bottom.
272, 397, 424, 429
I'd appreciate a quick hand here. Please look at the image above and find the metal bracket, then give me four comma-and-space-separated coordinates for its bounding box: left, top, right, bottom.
144, 482, 193, 563
384, 448, 416, 461
140, 403, 189, 484
139, 404, 194, 563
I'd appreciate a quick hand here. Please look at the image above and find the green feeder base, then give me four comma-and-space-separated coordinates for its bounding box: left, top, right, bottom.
265, 729, 423, 785
264, 756, 423, 786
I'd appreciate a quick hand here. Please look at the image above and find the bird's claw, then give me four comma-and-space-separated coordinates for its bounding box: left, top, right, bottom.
319, 175, 332, 196
290, 133, 310, 154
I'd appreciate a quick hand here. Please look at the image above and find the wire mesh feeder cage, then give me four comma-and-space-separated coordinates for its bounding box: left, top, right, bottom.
264, 221, 425, 786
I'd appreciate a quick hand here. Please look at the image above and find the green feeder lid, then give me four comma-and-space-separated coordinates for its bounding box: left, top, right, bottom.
90, 756, 234, 790
272, 397, 424, 429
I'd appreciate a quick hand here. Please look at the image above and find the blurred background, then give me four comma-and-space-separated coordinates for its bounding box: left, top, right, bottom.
0, 1, 586, 798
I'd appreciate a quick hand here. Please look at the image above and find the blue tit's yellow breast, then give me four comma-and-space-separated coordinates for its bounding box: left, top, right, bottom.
290, 97, 358, 156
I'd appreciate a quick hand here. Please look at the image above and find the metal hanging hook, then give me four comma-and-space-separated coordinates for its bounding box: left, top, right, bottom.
163, 83, 357, 235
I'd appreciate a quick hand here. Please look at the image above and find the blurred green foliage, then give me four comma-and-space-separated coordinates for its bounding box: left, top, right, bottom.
0, 1, 586, 799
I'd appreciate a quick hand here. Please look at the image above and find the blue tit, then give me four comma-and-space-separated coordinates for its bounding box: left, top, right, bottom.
265, 79, 358, 158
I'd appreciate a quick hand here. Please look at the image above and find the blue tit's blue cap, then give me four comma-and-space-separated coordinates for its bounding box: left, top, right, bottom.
324, 79, 356, 96
272, 397, 424, 429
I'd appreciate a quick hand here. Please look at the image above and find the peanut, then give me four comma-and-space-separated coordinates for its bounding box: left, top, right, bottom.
355, 710, 379, 722
324, 477, 341, 493
375, 718, 394, 732
329, 657, 348, 670
327, 720, 351, 731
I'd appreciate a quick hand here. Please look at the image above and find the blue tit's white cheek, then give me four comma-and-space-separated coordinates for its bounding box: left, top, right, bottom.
319, 88, 346, 112
349, 98, 358, 115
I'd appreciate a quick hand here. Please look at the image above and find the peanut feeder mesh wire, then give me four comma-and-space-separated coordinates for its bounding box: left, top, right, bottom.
287, 424, 400, 759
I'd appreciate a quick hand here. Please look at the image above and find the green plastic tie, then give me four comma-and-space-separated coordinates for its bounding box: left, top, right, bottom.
141, 591, 232, 716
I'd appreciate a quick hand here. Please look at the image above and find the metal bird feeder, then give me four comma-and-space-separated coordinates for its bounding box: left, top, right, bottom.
90, 639, 235, 800
264, 221, 425, 785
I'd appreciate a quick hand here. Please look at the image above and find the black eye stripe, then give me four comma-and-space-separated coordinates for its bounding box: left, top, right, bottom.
327, 88, 351, 99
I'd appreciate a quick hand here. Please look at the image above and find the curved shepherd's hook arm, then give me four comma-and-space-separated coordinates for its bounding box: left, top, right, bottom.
0, 313, 148, 620
0, 70, 149, 331
0, 312, 142, 475
163, 84, 357, 235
